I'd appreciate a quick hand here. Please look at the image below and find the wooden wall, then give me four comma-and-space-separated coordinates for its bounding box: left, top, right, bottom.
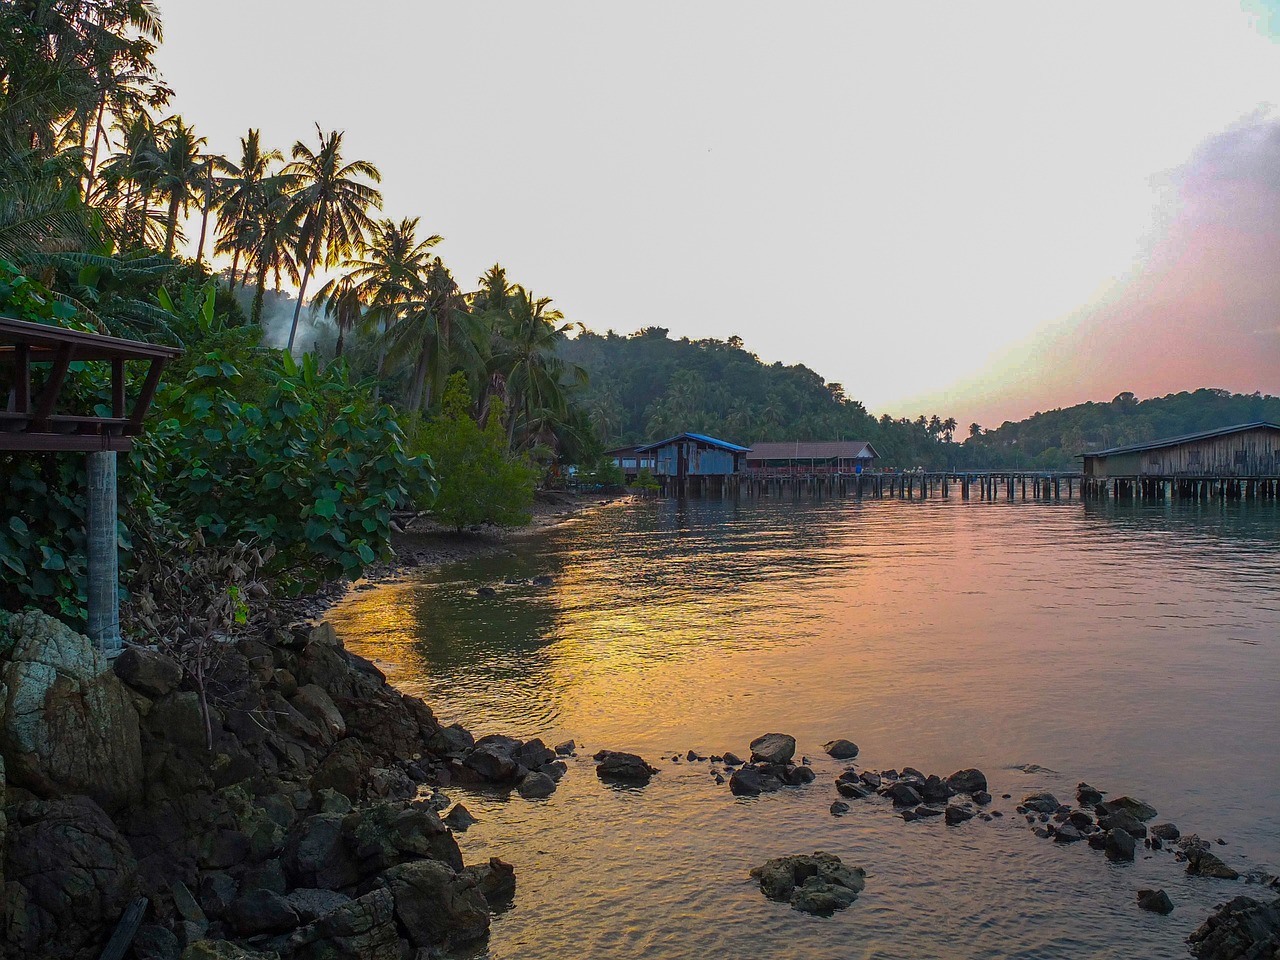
1085, 427, 1280, 478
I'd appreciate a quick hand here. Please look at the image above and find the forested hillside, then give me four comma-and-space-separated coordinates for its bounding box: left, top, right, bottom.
962, 389, 1280, 469
561, 328, 957, 468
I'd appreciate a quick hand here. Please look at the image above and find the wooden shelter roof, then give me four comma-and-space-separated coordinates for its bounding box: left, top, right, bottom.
0, 315, 181, 452
1081, 422, 1280, 459
636, 432, 751, 453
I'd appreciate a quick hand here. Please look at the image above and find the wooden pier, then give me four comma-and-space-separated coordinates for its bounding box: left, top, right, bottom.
1081, 475, 1280, 502
659, 471, 1088, 500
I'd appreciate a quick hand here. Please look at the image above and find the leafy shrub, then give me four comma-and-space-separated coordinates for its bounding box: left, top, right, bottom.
409, 373, 535, 531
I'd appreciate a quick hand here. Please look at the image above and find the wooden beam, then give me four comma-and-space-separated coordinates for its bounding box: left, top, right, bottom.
128, 357, 166, 431
14, 342, 30, 412
111, 357, 125, 417
32, 341, 73, 424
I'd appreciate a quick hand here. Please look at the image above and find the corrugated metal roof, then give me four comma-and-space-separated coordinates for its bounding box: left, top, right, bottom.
1081, 421, 1280, 458
636, 432, 752, 453
746, 441, 879, 460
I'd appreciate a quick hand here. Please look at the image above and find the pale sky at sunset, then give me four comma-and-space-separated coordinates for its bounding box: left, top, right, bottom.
155, 1, 1280, 426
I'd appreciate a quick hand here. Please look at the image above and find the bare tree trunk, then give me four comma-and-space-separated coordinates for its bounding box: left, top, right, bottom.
164, 197, 179, 257
196, 166, 214, 263
288, 260, 314, 351
85, 94, 106, 197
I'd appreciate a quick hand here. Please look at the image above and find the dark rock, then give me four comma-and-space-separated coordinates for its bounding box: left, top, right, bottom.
750, 851, 866, 915
1032, 826, 1052, 838
476, 586, 497, 598
240, 858, 287, 896
444, 802, 477, 832
532, 575, 554, 587
830, 801, 850, 816
860, 771, 882, 789
972, 790, 992, 805
312, 739, 375, 802
227, 888, 300, 936
595, 749, 658, 783
466, 734, 524, 782
132, 924, 180, 960
1020, 792, 1060, 814
749, 733, 797, 765
721, 752, 744, 766
945, 769, 988, 795
886, 782, 923, 806
1066, 810, 1094, 830
515, 737, 555, 769
1187, 849, 1240, 880
462, 856, 517, 907
729, 765, 781, 796
914, 805, 943, 818
783, 764, 816, 785
822, 739, 859, 760
1188, 895, 1280, 959
199, 872, 239, 919
554, 739, 576, 756
1087, 831, 1107, 850
1152, 822, 1181, 841
539, 760, 568, 781
1, 611, 144, 812
922, 775, 955, 804
114, 645, 184, 697
1076, 782, 1105, 805
381, 859, 490, 950
1137, 888, 1174, 915
286, 887, 353, 923
836, 780, 870, 799
1054, 824, 1084, 843
3, 796, 139, 959
945, 804, 975, 826
901, 808, 923, 822
284, 887, 401, 960
1100, 796, 1157, 821
1099, 809, 1148, 839
291, 684, 346, 744
427, 723, 475, 756
517, 771, 557, 799
1105, 828, 1137, 862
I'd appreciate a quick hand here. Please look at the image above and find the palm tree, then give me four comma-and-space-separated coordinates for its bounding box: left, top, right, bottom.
146, 116, 205, 257
245, 175, 302, 324
491, 287, 586, 451
312, 273, 363, 359
214, 129, 283, 290
192, 151, 232, 263
282, 125, 382, 351
969, 422, 983, 439
942, 417, 958, 443
385, 258, 483, 412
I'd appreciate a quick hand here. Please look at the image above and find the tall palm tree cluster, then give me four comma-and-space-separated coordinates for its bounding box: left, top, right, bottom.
0, 0, 592, 462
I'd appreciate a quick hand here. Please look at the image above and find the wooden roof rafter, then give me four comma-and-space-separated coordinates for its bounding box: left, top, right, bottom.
0, 315, 182, 453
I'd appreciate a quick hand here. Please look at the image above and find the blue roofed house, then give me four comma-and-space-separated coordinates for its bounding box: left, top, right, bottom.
635, 433, 751, 488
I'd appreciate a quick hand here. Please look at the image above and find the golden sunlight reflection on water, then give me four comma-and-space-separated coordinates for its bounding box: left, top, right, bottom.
328, 496, 1280, 960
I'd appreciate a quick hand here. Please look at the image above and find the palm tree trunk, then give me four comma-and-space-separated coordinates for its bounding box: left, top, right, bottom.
196, 171, 213, 263
85, 94, 106, 196
288, 261, 314, 351
252, 271, 267, 324
164, 197, 179, 257
409, 350, 429, 412
228, 248, 241, 290
335, 325, 345, 359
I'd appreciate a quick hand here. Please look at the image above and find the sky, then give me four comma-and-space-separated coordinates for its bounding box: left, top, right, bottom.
154, 1, 1280, 426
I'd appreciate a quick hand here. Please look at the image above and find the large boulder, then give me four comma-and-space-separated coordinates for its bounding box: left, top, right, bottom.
594, 750, 658, 784
462, 857, 516, 907
1100, 796, 1157, 821
114, 645, 184, 697
465, 735, 524, 782
0, 610, 143, 811
750, 852, 866, 915
4, 796, 139, 959
945, 769, 988, 795
749, 733, 796, 765
822, 739, 859, 760
1188, 896, 1280, 959
284, 887, 402, 960
381, 859, 491, 950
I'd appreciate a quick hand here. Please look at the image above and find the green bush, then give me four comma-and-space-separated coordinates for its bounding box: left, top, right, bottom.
409, 373, 536, 531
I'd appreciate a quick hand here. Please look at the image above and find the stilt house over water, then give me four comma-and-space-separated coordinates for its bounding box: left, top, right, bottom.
745, 440, 880, 476
1080, 422, 1280, 479
635, 433, 750, 493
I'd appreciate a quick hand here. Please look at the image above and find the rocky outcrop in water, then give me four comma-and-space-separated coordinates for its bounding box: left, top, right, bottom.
750, 852, 866, 915
1188, 896, 1280, 959
0, 610, 525, 960
749, 733, 796, 765
593, 750, 657, 784
822, 739, 859, 760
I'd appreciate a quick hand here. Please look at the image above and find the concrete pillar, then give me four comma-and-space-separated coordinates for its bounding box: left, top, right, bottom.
86, 451, 121, 657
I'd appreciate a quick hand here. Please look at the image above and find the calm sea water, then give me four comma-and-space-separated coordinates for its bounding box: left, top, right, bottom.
327, 495, 1280, 960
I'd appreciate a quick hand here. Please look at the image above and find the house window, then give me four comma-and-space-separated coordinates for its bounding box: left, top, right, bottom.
1234, 450, 1248, 466
1187, 450, 1202, 466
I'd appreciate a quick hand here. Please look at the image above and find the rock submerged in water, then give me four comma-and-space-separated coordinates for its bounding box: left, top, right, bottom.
822, 739, 859, 760
1186, 848, 1239, 880
945, 769, 988, 795
1137, 889, 1174, 915
1098, 809, 1148, 839
1188, 896, 1280, 959
944, 804, 975, 826
749, 733, 797, 765
1105, 828, 1137, 862
1151, 822, 1180, 842
750, 852, 867, 915
593, 750, 657, 784
517, 771, 556, 799
1100, 796, 1157, 822
1020, 793, 1060, 814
